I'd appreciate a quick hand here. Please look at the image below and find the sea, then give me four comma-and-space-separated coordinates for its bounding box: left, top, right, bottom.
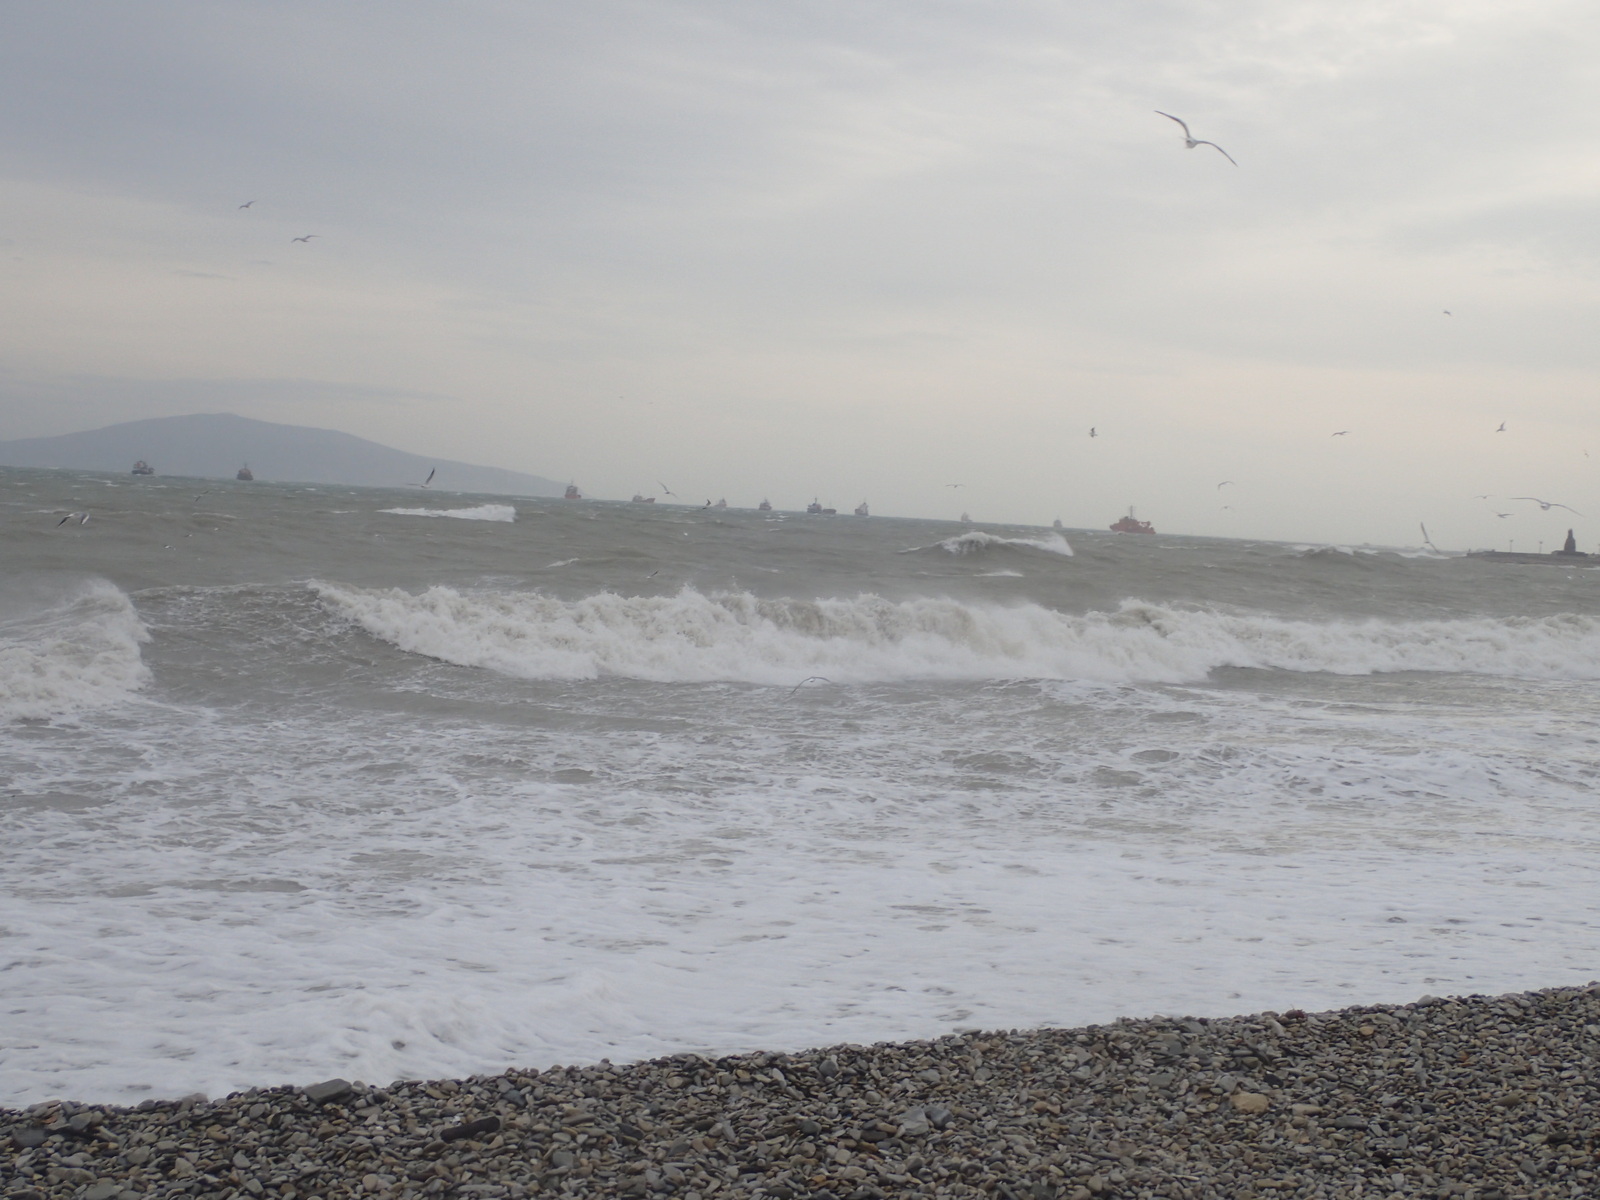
3, 467, 1599, 1108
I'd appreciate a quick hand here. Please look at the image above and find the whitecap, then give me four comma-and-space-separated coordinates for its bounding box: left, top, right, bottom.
378, 505, 516, 522
903, 531, 1074, 557
0, 582, 152, 720
311, 585, 1600, 686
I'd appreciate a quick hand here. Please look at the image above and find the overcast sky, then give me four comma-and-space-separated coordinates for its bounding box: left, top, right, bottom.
4, 1, 1599, 545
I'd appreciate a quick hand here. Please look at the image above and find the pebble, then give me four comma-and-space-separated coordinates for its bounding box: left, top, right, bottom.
3, 984, 1599, 1198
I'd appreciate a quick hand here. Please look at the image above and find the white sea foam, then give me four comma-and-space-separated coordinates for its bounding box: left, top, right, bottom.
907, 530, 1074, 557
0, 581, 151, 720
378, 504, 516, 522
313, 584, 1600, 685
4, 669, 1597, 1107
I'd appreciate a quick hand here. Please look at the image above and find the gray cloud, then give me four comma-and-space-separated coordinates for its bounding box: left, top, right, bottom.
1, 0, 1596, 544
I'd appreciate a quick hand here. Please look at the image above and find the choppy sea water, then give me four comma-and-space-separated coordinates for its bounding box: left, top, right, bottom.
3, 467, 1599, 1107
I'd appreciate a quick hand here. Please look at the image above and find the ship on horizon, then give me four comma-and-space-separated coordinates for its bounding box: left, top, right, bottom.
1110, 508, 1154, 534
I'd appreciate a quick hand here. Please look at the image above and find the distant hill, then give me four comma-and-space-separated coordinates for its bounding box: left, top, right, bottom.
0, 413, 567, 496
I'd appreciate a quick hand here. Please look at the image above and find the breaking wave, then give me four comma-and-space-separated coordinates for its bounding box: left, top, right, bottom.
0, 581, 152, 720
379, 505, 516, 522
903, 531, 1074, 557
311, 584, 1600, 686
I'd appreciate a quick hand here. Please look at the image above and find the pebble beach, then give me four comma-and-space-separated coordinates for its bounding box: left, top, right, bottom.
5, 985, 1598, 1200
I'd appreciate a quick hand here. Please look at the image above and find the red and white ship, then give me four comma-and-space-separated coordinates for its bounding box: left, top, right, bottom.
1110, 508, 1155, 534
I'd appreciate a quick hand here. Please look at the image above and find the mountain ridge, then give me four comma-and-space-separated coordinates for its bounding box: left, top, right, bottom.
0, 413, 567, 496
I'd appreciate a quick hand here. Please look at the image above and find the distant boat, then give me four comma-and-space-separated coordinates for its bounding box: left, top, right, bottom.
564, 483, 582, 499
806, 498, 836, 515
1110, 508, 1155, 534
131, 460, 154, 475
714, 498, 727, 509
1052, 517, 1064, 531
960, 511, 972, 524
236, 465, 254, 481
758, 498, 772, 511
631, 494, 655, 503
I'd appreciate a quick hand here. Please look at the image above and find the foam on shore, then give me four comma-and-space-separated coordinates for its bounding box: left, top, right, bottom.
5, 984, 1596, 1199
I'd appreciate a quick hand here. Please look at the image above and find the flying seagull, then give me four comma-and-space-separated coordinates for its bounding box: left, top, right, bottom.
1420, 523, 1438, 551
1332, 430, 1350, 437
1155, 111, 1237, 165
291, 234, 318, 243
1512, 496, 1583, 515
1493, 511, 1512, 519
56, 512, 89, 526
788, 676, 832, 697
945, 483, 965, 488
1089, 427, 1097, 438
658, 481, 676, 497
239, 201, 254, 209
422, 468, 435, 487
1217, 480, 1234, 489
1443, 310, 1451, 316
1496, 422, 1506, 432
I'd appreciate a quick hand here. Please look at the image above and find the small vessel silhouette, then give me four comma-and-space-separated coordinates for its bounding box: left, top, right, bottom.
131, 460, 154, 476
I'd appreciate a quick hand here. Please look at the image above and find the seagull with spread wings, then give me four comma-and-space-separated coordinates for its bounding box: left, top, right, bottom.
291, 234, 318, 243
1155, 111, 1237, 165
1512, 496, 1583, 515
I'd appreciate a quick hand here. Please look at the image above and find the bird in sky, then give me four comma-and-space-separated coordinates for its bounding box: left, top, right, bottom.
658, 481, 675, 497
291, 234, 318, 243
1217, 481, 1234, 489
422, 468, 435, 487
1513, 496, 1583, 515
1493, 511, 1512, 519
945, 483, 965, 488
1089, 427, 1097, 438
1443, 310, 1452, 316
56, 512, 89, 526
1155, 111, 1237, 165
1420, 523, 1438, 551
1332, 430, 1350, 437
1496, 422, 1506, 432
239, 201, 254, 209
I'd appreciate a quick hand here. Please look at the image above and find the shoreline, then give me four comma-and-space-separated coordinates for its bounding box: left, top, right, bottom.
5, 984, 1598, 1200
